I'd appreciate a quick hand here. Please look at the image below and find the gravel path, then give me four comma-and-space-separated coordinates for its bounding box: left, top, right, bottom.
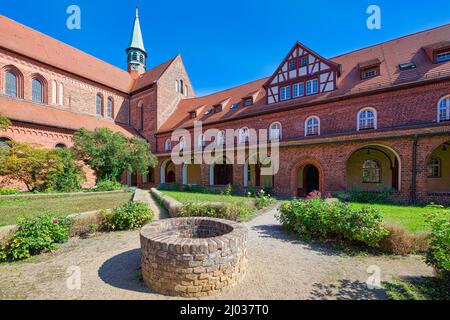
0, 206, 433, 300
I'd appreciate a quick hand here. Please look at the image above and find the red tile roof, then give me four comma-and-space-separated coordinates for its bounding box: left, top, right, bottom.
0, 96, 136, 137
158, 23, 450, 133
131, 56, 177, 92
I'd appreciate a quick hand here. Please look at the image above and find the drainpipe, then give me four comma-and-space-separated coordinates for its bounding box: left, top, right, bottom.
411, 135, 418, 205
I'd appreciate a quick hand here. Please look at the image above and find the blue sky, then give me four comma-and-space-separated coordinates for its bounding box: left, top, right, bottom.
1, 0, 449, 96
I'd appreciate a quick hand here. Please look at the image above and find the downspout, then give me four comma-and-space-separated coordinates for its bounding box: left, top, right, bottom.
411, 135, 418, 205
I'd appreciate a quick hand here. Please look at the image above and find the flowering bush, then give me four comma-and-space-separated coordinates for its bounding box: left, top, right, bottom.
0, 214, 72, 262
247, 189, 276, 210
426, 210, 450, 278
105, 201, 154, 231
277, 192, 388, 247
178, 203, 253, 222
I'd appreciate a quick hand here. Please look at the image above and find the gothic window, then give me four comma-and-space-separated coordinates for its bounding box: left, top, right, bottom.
107, 97, 113, 118
438, 96, 450, 122
305, 116, 320, 136
165, 139, 172, 152
32, 78, 43, 103
96, 94, 103, 116
269, 122, 282, 141
5, 71, 17, 98
362, 159, 381, 183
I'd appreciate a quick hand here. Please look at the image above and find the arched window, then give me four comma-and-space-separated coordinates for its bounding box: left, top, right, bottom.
55, 143, 67, 149
139, 55, 144, 63
107, 97, 113, 118
59, 83, 64, 106
269, 122, 282, 141
427, 157, 441, 178
197, 134, 205, 148
96, 94, 103, 116
165, 139, 172, 152
175, 80, 179, 93
362, 159, 381, 183
52, 80, 57, 104
5, 71, 17, 98
138, 103, 144, 129
358, 108, 377, 130
0, 137, 11, 149
217, 130, 225, 146
305, 116, 320, 136
180, 80, 184, 94
179, 137, 186, 151
132, 52, 138, 61
32, 78, 43, 103
438, 96, 450, 122
239, 127, 249, 144
185, 85, 188, 97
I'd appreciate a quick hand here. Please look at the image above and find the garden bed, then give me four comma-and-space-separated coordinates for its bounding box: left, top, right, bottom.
159, 190, 252, 206
0, 191, 133, 226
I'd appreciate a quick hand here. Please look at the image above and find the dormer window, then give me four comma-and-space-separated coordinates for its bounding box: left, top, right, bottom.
243, 98, 253, 106
230, 103, 239, 110
359, 59, 381, 80
399, 62, 416, 71
423, 42, 450, 63
205, 108, 213, 115
437, 51, 450, 63
189, 111, 197, 119
214, 105, 222, 113
289, 60, 296, 71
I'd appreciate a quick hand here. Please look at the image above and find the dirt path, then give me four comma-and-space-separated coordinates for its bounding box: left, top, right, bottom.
0, 207, 433, 300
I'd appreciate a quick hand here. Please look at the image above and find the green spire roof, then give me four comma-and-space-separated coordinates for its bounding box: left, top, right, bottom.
127, 7, 146, 54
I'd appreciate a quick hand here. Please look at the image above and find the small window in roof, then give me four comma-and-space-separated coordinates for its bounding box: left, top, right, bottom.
230, 103, 239, 109
214, 105, 222, 113
243, 99, 253, 106
189, 111, 197, 119
399, 62, 416, 71
205, 108, 213, 115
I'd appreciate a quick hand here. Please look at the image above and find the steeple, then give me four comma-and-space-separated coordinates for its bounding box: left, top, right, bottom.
126, 6, 147, 74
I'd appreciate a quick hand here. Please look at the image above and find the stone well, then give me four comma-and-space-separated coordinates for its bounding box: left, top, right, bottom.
140, 217, 248, 297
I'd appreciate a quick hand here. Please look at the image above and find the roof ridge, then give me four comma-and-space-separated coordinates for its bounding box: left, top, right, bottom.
330, 23, 450, 60
194, 77, 270, 99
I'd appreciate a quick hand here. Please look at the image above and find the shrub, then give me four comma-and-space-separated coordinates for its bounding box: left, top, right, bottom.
50, 149, 85, 193
346, 186, 394, 204
0, 214, 72, 262
426, 211, 450, 278
379, 224, 430, 255
0, 187, 20, 195
95, 179, 122, 191
277, 192, 388, 247
178, 203, 253, 222
249, 189, 276, 210
105, 201, 154, 231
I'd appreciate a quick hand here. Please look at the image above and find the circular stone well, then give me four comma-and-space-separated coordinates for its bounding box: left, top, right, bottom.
140, 217, 248, 297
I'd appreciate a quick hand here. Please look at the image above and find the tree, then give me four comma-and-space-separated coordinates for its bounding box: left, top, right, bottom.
0, 113, 11, 130
50, 148, 86, 192
0, 142, 63, 192
72, 128, 156, 182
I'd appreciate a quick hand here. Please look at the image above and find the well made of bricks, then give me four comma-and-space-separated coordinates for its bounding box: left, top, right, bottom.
140, 217, 248, 297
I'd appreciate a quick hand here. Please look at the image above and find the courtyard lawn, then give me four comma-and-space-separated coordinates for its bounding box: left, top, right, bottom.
160, 190, 251, 206
0, 192, 133, 227
350, 203, 445, 233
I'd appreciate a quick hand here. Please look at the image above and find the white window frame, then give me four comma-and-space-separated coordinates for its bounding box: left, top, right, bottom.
357, 107, 377, 131
427, 157, 441, 178
437, 51, 450, 63
216, 130, 225, 146
269, 122, 282, 141
306, 79, 318, 95
437, 96, 450, 122
52, 80, 57, 104
292, 82, 305, 98
305, 116, 320, 136
165, 139, 172, 152
239, 127, 249, 144
179, 137, 186, 151
280, 86, 291, 101
197, 134, 205, 148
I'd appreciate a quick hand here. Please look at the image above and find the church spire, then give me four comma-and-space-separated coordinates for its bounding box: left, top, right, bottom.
126, 5, 147, 74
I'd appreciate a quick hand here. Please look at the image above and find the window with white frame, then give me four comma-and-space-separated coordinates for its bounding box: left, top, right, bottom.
427, 157, 441, 178
305, 116, 320, 136
280, 86, 291, 101
438, 96, 450, 122
179, 137, 186, 151
362, 159, 381, 183
197, 134, 205, 148
217, 130, 225, 145
292, 82, 305, 98
269, 122, 282, 141
165, 139, 171, 152
306, 79, 318, 95
239, 127, 249, 144
358, 108, 377, 130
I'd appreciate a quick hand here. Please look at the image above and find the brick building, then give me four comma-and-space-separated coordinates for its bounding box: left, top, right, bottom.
0, 11, 449, 204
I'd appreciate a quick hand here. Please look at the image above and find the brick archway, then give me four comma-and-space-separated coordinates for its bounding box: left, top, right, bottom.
289, 158, 325, 197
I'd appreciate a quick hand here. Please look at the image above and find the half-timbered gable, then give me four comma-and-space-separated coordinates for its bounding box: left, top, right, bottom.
265, 42, 340, 104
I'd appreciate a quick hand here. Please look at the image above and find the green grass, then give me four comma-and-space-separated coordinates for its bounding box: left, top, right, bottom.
0, 192, 133, 227
349, 203, 444, 232
160, 190, 251, 206
384, 277, 450, 300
